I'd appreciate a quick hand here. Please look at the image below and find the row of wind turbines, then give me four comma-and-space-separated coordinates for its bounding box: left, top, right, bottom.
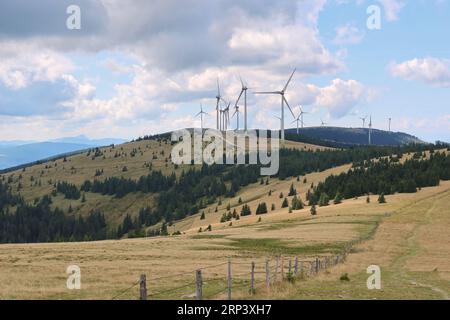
195, 69, 392, 144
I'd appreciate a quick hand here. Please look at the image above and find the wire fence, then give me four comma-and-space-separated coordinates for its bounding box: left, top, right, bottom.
110, 250, 349, 300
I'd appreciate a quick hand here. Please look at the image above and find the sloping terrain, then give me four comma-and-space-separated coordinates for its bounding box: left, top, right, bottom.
285, 127, 424, 146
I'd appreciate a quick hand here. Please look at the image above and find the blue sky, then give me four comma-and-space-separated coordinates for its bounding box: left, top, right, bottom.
0, 0, 448, 142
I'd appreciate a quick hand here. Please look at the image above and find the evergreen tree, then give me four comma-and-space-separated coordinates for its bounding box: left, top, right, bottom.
333, 192, 343, 204
281, 198, 289, 208
318, 193, 330, 207
288, 183, 297, 196
310, 204, 317, 216
378, 193, 386, 204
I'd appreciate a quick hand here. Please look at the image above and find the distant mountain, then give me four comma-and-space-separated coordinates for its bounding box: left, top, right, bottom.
50, 135, 126, 146
285, 127, 424, 146
0, 136, 127, 170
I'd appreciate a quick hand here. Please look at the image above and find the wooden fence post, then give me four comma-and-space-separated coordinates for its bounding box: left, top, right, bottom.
250, 262, 255, 294
227, 259, 232, 300
140, 274, 147, 300
281, 256, 285, 280
265, 259, 270, 292
196, 269, 202, 300
288, 259, 292, 276
315, 258, 319, 274
294, 257, 298, 276
274, 256, 279, 282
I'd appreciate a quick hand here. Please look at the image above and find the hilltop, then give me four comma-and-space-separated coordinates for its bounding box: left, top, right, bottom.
285, 127, 424, 147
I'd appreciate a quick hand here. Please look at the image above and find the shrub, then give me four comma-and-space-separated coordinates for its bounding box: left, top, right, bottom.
340, 273, 350, 281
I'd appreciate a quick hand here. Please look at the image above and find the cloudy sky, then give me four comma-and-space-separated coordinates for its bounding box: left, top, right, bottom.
0, 0, 449, 142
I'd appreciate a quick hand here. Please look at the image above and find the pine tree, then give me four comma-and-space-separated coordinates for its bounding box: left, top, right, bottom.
318, 193, 330, 207
310, 204, 317, 216
288, 183, 297, 196
334, 192, 343, 205
378, 193, 386, 203
256, 202, 268, 215
281, 198, 289, 208
200, 211, 205, 220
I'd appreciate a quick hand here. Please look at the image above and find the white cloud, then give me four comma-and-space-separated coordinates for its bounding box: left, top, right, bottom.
333, 23, 365, 45
314, 79, 371, 118
378, 0, 405, 21
390, 58, 450, 87
0, 42, 74, 90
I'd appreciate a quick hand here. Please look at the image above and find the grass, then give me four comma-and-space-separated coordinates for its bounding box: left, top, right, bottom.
1, 181, 448, 299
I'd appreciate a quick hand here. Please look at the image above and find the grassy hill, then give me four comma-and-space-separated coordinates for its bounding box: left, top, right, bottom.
0, 135, 330, 229
285, 127, 424, 147
0, 128, 449, 299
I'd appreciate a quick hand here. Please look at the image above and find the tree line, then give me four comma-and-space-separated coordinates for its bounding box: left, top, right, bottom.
307, 152, 450, 204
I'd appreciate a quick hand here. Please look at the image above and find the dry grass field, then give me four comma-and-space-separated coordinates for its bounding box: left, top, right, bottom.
1, 179, 448, 300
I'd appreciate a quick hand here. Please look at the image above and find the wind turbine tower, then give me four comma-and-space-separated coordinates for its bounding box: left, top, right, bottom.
195, 104, 208, 131
255, 69, 297, 140
215, 79, 221, 131
368, 116, 373, 145
234, 76, 249, 132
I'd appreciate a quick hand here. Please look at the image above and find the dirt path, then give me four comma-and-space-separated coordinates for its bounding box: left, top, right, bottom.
390, 191, 450, 300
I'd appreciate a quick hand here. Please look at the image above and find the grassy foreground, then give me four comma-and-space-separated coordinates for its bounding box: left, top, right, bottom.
0, 180, 448, 299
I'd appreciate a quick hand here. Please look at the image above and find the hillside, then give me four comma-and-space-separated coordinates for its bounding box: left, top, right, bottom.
0, 130, 449, 299
0, 136, 126, 170
0, 135, 333, 231
285, 127, 423, 146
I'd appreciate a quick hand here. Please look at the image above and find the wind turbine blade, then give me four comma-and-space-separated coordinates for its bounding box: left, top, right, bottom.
254, 91, 279, 95
239, 75, 244, 88
283, 68, 296, 92
195, 111, 201, 117
217, 78, 221, 97
283, 96, 296, 118
234, 89, 244, 107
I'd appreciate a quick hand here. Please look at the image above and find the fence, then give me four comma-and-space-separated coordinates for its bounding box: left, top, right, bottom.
111, 252, 348, 300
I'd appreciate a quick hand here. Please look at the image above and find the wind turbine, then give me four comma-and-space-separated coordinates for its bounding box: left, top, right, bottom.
255, 69, 297, 140
292, 116, 302, 134
321, 118, 328, 127
220, 100, 231, 131
234, 76, 249, 132
195, 104, 208, 131
368, 116, 373, 145
359, 115, 368, 128
388, 117, 392, 132
215, 79, 222, 131
232, 104, 241, 131
298, 106, 308, 129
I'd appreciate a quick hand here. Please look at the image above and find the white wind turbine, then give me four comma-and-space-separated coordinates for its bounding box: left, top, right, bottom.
232, 104, 241, 131
234, 76, 249, 132
215, 79, 222, 131
298, 106, 308, 129
292, 116, 302, 134
321, 118, 328, 127
195, 103, 208, 131
255, 69, 297, 140
368, 115, 373, 144
359, 115, 368, 128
